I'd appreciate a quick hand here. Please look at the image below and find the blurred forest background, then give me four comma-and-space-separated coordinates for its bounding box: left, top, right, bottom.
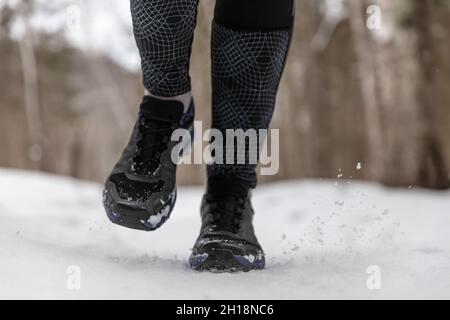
0, 0, 449, 189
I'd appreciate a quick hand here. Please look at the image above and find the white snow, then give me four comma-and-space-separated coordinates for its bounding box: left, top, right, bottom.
141, 192, 175, 228
1, 168, 450, 299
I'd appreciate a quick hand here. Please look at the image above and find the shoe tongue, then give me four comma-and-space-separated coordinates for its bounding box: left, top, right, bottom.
140, 96, 184, 122
207, 175, 250, 198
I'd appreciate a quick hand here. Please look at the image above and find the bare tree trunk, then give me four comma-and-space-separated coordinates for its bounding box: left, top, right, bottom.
82, 4, 133, 133
413, 0, 449, 189
18, 0, 43, 167
348, 0, 385, 181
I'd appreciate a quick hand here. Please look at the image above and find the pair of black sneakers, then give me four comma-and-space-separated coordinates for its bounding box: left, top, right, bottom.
103, 96, 264, 272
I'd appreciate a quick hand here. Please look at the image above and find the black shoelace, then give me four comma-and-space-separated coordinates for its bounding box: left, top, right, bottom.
132, 113, 175, 176
206, 194, 246, 234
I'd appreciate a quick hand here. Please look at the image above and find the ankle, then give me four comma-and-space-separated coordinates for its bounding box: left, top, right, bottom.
144, 90, 192, 112
207, 175, 251, 198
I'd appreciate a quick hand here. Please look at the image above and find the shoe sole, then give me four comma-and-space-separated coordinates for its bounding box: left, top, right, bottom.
103, 189, 177, 231
189, 248, 265, 273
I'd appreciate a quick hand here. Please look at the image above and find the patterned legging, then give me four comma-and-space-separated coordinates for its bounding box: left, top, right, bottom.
130, 0, 295, 188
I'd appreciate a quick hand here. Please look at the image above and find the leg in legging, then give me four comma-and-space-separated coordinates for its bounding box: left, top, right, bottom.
130, 0, 199, 107
103, 0, 199, 232
208, 0, 295, 188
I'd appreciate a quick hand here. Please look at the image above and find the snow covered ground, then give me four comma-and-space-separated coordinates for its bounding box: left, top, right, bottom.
0, 168, 449, 299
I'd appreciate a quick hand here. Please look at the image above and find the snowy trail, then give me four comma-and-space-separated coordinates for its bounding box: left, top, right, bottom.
0, 168, 449, 299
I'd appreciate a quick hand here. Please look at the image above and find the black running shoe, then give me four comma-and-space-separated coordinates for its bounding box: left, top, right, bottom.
189, 176, 265, 272
103, 96, 194, 231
